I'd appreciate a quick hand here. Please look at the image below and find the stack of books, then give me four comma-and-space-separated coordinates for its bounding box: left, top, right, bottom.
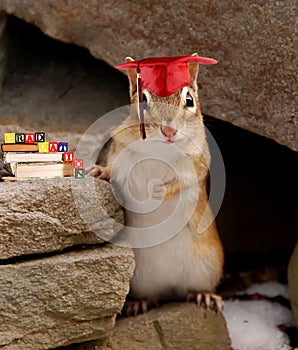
1, 132, 85, 180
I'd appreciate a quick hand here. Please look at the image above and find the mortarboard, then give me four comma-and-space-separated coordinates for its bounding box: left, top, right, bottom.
115, 55, 217, 139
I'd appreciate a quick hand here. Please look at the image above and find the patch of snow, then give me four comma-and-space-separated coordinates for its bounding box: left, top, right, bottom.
223, 299, 295, 350
237, 281, 290, 299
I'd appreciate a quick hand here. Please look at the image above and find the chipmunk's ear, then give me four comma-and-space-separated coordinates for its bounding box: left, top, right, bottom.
125, 56, 137, 97
188, 53, 199, 92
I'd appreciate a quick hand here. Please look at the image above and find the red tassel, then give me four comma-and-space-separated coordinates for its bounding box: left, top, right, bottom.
137, 67, 146, 140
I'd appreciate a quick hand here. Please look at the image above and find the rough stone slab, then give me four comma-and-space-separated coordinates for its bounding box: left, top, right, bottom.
0, 177, 124, 260
0, 245, 134, 350
0, 1, 296, 150
63, 303, 231, 350
288, 242, 298, 327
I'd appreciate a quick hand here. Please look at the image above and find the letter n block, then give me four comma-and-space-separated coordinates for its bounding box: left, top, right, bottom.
58, 142, 68, 152
15, 133, 25, 143
73, 159, 84, 169
25, 133, 36, 144
75, 169, 85, 179
35, 132, 45, 142
63, 152, 74, 162
4, 133, 15, 143
49, 142, 58, 152
38, 142, 49, 153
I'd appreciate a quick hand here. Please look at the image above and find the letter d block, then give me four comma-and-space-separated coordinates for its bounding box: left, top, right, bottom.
4, 133, 15, 143
63, 152, 74, 162
38, 142, 49, 153
35, 132, 45, 142
75, 169, 85, 179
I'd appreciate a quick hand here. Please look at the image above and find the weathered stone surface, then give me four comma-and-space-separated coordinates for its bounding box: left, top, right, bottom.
104, 303, 230, 350
288, 242, 298, 327
0, 0, 296, 150
0, 11, 7, 95
58, 303, 231, 350
0, 177, 124, 260
0, 245, 134, 350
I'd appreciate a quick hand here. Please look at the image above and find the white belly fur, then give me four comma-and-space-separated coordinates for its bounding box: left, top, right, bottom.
111, 140, 213, 300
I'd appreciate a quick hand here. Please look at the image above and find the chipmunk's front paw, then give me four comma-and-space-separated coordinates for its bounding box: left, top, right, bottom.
86, 165, 111, 181
123, 298, 159, 317
151, 178, 179, 200
187, 292, 223, 313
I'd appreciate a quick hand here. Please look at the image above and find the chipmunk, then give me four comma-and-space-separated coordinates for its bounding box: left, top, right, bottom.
88, 54, 224, 314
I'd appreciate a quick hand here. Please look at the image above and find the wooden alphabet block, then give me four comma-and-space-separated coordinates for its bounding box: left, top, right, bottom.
4, 133, 15, 144
58, 142, 68, 152
63, 152, 74, 162
75, 169, 85, 179
15, 133, 25, 143
25, 133, 36, 144
49, 142, 58, 152
35, 132, 45, 142
38, 142, 49, 153
73, 159, 84, 169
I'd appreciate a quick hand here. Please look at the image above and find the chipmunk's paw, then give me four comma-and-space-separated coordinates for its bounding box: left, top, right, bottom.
187, 292, 223, 313
123, 298, 159, 317
151, 178, 179, 200
86, 165, 111, 181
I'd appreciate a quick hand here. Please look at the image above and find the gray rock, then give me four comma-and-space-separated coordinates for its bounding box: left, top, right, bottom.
102, 303, 231, 350
0, 1, 296, 150
0, 11, 7, 95
288, 242, 298, 327
0, 245, 134, 350
0, 177, 124, 260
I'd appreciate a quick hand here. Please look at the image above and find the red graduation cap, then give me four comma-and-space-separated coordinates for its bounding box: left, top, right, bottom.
115, 55, 217, 139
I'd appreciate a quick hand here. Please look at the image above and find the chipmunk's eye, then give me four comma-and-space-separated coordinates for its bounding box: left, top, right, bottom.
186, 92, 194, 108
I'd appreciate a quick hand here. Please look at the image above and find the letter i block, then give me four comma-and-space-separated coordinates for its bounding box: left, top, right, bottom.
75, 169, 85, 179
35, 132, 45, 142
73, 159, 84, 169
15, 133, 25, 143
25, 133, 36, 144
38, 142, 49, 152
4, 133, 15, 143
49, 142, 58, 152
63, 152, 74, 162
58, 142, 68, 152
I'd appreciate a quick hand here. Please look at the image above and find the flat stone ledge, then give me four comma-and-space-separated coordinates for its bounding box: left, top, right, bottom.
73, 303, 230, 350
0, 245, 134, 350
0, 177, 124, 260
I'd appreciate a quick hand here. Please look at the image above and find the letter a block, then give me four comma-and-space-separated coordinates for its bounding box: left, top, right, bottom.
75, 169, 85, 179
25, 133, 36, 144
58, 142, 68, 152
63, 152, 74, 162
38, 142, 49, 153
4, 133, 15, 143
49, 142, 58, 152
73, 159, 84, 169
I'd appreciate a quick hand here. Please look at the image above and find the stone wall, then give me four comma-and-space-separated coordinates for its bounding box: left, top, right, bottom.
0, 0, 296, 150
0, 178, 135, 349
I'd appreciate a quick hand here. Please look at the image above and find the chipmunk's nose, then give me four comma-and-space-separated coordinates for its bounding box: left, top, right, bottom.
161, 126, 177, 138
